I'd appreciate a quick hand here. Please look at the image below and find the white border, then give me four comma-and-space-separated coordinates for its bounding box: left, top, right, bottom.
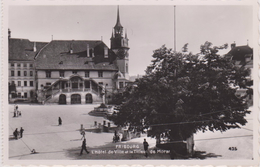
1, 0, 259, 166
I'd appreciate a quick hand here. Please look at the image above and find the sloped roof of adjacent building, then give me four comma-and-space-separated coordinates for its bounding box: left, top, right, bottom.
35, 40, 118, 70
226, 45, 253, 65
9, 38, 48, 61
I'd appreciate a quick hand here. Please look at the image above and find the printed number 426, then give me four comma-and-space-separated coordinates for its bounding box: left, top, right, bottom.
229, 147, 237, 151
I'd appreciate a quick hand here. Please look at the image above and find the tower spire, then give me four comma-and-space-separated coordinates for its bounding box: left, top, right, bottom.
114, 6, 123, 28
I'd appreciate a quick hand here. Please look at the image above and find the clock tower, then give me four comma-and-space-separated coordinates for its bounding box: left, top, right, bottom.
110, 6, 129, 80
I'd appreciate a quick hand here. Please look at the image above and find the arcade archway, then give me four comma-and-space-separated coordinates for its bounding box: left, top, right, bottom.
59, 94, 66, 104
71, 94, 81, 104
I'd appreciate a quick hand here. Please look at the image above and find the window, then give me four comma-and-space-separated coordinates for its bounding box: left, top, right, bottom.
104, 47, 108, 58
30, 71, 33, 76
11, 63, 14, 67
17, 71, 21, 76
24, 92, 27, 98
18, 81, 21, 86
119, 82, 124, 89
30, 64, 33, 67
85, 71, 89, 77
72, 71, 77, 74
17, 92, 21, 98
98, 82, 103, 85
24, 63, 27, 67
126, 63, 128, 73
46, 71, 51, 78
30, 81, 33, 87
11, 81, 15, 85
46, 82, 51, 86
11, 71, 14, 76
98, 71, 103, 77
24, 81, 27, 87
24, 71, 27, 76
60, 71, 64, 77
17, 63, 21, 67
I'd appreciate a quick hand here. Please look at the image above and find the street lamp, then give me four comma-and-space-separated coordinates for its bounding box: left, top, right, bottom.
105, 84, 108, 104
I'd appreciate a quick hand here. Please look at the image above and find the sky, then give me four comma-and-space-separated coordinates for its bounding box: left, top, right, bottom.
9, 5, 253, 76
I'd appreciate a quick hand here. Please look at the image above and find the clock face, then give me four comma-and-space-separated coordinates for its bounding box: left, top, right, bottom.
117, 49, 127, 59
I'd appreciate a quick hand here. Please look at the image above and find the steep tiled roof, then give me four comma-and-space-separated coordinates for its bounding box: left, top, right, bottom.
9, 38, 48, 61
35, 40, 117, 70
226, 45, 253, 65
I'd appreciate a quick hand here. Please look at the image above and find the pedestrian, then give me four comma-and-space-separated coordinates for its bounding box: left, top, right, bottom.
80, 139, 90, 155
20, 127, 24, 138
16, 104, 18, 111
58, 117, 62, 126
13, 110, 16, 117
143, 138, 149, 157
19, 110, 22, 116
13, 128, 18, 139
81, 130, 85, 140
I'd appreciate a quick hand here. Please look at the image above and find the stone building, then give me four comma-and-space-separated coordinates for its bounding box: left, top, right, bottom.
8, 7, 131, 104
8, 30, 48, 102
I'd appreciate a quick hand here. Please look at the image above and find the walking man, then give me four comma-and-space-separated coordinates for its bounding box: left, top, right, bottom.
80, 139, 89, 155
143, 138, 149, 157
58, 117, 62, 126
20, 127, 24, 138
81, 130, 85, 140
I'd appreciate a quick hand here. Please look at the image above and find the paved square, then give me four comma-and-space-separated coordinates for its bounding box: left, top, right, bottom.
8, 104, 253, 160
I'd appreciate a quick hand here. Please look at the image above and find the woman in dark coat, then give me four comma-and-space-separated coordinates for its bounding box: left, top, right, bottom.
13, 128, 18, 139
58, 117, 62, 125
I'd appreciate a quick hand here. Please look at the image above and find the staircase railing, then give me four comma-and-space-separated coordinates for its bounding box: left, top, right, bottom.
45, 89, 60, 102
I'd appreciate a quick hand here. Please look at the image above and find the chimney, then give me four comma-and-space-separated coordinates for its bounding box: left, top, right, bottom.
33, 42, 37, 52
70, 41, 73, 54
92, 49, 95, 57
231, 41, 236, 49
87, 44, 90, 57
8, 29, 11, 38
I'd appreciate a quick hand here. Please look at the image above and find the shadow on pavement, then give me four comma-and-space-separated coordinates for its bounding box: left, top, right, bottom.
192, 151, 222, 159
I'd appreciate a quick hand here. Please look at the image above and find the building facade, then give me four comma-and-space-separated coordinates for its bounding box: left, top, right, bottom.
225, 42, 253, 105
8, 32, 48, 102
8, 7, 131, 104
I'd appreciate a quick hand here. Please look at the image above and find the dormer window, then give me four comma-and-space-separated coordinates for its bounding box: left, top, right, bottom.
104, 47, 108, 58
59, 61, 63, 64
85, 61, 88, 64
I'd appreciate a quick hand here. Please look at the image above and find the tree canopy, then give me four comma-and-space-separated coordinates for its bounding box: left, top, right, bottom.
109, 42, 252, 141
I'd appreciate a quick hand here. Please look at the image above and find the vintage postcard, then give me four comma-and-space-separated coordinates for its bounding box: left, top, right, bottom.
1, 0, 259, 166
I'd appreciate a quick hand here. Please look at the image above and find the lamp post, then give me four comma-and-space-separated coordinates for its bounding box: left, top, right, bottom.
105, 84, 108, 104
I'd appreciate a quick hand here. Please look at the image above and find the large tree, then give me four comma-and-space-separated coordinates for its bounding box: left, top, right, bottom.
109, 42, 252, 142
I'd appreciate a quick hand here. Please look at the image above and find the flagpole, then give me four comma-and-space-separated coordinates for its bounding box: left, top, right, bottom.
174, 5, 176, 52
